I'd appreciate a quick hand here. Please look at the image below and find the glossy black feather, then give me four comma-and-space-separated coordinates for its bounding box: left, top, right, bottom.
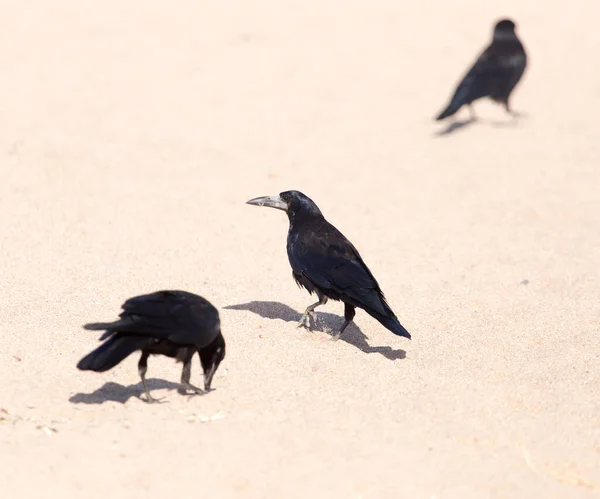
77, 335, 155, 372
84, 290, 221, 347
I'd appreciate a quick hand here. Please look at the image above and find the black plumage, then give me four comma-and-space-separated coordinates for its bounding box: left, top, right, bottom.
77, 290, 226, 402
436, 19, 527, 121
246, 190, 411, 341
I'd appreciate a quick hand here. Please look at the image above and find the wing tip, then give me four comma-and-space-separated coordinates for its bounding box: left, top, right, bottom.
387, 317, 412, 339
436, 103, 458, 121
394, 324, 412, 340
83, 322, 110, 331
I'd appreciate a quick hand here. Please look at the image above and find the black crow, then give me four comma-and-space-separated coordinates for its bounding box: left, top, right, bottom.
436, 18, 527, 121
77, 290, 226, 403
246, 190, 411, 341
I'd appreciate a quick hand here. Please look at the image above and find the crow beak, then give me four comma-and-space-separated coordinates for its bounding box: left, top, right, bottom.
204, 363, 218, 392
246, 195, 287, 211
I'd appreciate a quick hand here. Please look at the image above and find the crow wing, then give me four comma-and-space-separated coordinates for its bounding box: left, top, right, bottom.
84, 290, 220, 348
449, 40, 525, 106
287, 221, 393, 318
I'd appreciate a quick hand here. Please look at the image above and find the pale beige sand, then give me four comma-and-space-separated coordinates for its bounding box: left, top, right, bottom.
1, 1, 599, 497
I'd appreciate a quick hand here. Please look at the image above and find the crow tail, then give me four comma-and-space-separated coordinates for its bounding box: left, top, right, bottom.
83, 320, 128, 331
376, 314, 411, 339
362, 307, 411, 339
77, 335, 154, 372
435, 98, 463, 121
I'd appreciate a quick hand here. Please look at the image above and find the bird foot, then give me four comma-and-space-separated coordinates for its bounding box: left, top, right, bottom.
179, 383, 205, 396
142, 392, 166, 404
297, 311, 315, 330
330, 333, 342, 342
467, 105, 478, 122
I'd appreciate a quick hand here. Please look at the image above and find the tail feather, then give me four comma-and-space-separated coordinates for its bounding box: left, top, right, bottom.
83, 321, 129, 341
349, 291, 412, 339
436, 74, 477, 121
364, 309, 411, 339
77, 335, 154, 372
379, 315, 411, 339
83, 318, 172, 337
436, 99, 463, 121
83, 321, 123, 331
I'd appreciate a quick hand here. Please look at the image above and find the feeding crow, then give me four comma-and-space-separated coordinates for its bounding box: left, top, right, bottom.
77, 290, 226, 403
246, 190, 411, 341
436, 18, 527, 121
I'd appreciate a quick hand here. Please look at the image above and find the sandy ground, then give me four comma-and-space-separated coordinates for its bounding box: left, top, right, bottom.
1, 1, 599, 497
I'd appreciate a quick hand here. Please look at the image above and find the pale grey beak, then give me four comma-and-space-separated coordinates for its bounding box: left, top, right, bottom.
246, 195, 287, 211
204, 364, 217, 391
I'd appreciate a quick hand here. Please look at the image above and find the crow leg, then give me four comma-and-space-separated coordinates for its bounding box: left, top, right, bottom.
179, 354, 204, 395
505, 101, 522, 118
468, 104, 477, 121
332, 303, 356, 341
138, 351, 163, 403
298, 293, 328, 330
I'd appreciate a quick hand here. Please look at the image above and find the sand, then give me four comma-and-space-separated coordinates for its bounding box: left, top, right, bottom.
1, 1, 599, 497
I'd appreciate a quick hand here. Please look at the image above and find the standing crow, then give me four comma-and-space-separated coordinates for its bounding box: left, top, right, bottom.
77, 290, 226, 403
435, 18, 527, 121
246, 190, 411, 341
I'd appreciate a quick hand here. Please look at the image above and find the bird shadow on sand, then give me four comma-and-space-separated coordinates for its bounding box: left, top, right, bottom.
225, 301, 406, 361
434, 118, 476, 136
435, 114, 526, 136
69, 379, 201, 405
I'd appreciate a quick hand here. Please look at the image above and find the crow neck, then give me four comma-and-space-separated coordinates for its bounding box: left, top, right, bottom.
287, 210, 324, 227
